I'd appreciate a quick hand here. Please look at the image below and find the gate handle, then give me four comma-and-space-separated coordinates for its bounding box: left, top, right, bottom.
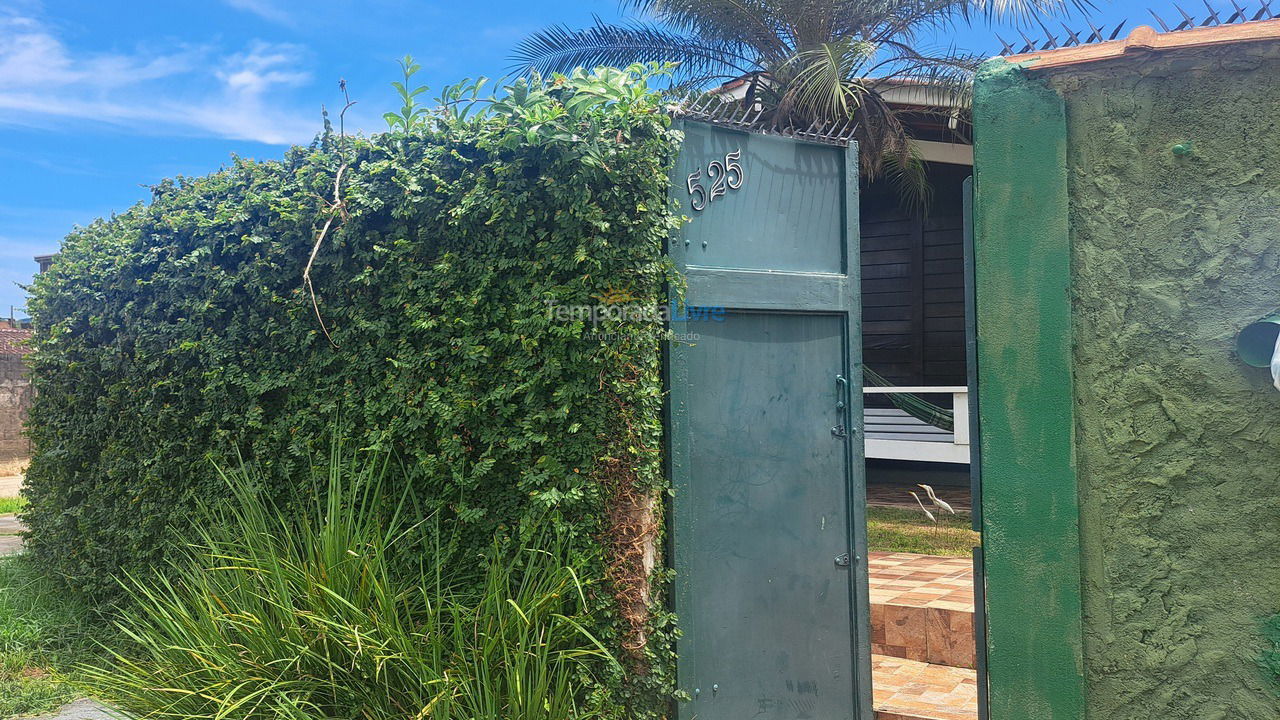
835, 374, 847, 409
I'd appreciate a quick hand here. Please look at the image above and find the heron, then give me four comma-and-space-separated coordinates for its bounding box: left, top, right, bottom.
908, 491, 937, 524
917, 484, 956, 515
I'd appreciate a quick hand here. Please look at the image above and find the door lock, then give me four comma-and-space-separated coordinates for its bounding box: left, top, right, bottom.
831, 424, 847, 438
834, 553, 851, 567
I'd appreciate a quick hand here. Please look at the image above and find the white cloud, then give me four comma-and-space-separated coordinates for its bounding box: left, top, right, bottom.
0, 17, 198, 89
0, 13, 318, 145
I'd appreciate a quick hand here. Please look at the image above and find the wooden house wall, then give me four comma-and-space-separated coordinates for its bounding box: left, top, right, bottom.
860, 162, 971, 388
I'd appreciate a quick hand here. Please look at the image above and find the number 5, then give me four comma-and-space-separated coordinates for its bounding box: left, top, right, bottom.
724, 149, 744, 189
687, 169, 707, 211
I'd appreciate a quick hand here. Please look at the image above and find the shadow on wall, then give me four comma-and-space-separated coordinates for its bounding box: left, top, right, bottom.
867, 458, 968, 488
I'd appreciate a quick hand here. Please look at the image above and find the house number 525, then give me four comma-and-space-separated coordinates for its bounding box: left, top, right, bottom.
687, 149, 744, 211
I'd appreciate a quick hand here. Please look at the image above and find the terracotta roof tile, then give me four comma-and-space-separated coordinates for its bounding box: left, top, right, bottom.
1006, 18, 1280, 70
0, 329, 32, 357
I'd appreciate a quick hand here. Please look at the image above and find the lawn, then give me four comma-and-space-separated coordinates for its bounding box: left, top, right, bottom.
866, 505, 981, 557
0, 498, 25, 516
0, 556, 116, 718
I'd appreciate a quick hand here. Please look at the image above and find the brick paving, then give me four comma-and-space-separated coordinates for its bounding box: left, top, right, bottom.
869, 552, 975, 669
33, 700, 116, 720
870, 552, 977, 720
872, 654, 977, 720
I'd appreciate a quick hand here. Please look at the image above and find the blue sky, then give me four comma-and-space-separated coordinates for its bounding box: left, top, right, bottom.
0, 0, 1155, 317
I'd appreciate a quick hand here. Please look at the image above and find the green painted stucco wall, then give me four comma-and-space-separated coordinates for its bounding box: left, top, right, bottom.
975, 42, 1280, 719
1055, 43, 1280, 718
971, 60, 1086, 720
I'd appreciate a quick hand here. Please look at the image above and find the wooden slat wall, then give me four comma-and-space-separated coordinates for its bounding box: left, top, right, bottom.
861, 163, 970, 389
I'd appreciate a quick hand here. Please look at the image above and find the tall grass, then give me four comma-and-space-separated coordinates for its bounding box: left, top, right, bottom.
81, 443, 617, 720
0, 556, 117, 717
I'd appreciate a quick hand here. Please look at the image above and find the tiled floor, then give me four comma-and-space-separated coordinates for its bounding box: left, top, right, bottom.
869, 552, 975, 669
869, 552, 974, 609
872, 654, 978, 720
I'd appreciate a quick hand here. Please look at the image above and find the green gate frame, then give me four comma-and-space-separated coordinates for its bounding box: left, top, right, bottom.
665, 119, 873, 720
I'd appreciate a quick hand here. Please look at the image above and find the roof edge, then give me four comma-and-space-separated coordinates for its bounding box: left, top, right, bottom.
1005, 18, 1280, 70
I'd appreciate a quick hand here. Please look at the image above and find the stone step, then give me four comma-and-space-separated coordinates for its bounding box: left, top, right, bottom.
873, 654, 978, 720
869, 552, 975, 669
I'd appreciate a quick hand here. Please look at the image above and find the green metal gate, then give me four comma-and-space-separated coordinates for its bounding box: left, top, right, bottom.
667, 120, 871, 720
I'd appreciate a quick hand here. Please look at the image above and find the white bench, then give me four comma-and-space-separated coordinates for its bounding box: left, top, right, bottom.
863, 386, 970, 464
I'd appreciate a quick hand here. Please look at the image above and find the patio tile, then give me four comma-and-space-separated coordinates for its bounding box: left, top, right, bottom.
872, 654, 977, 720
869, 552, 976, 669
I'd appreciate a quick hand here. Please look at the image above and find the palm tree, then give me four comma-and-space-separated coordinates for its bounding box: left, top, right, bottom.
512, 0, 1084, 195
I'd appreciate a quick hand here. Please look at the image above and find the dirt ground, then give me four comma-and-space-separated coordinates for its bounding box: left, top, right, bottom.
0, 457, 28, 480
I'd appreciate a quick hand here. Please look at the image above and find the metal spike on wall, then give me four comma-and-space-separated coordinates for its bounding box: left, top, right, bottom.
673, 93, 861, 146
997, 20, 1128, 55
996, 0, 1280, 55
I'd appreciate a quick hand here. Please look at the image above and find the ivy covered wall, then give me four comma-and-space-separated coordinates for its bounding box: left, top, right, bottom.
23, 68, 681, 715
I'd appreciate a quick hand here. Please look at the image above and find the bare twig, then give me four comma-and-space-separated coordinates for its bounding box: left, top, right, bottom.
338, 79, 357, 137
304, 81, 359, 348
303, 163, 348, 347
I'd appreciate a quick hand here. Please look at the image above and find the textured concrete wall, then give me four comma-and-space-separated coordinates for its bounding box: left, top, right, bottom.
1051, 43, 1280, 718
0, 353, 32, 464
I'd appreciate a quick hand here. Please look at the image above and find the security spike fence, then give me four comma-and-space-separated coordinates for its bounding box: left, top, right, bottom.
671, 93, 861, 146
997, 18, 1130, 55
997, 0, 1280, 55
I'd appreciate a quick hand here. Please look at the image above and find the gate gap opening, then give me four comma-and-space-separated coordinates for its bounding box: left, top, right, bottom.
860, 161, 984, 720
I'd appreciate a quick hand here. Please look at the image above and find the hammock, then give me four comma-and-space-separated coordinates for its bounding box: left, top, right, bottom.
862, 366, 954, 432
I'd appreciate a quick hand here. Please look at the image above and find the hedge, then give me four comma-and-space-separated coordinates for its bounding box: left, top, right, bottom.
23, 66, 681, 714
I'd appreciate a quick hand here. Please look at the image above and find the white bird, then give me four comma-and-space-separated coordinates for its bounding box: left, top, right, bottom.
908, 491, 936, 524
916, 484, 956, 515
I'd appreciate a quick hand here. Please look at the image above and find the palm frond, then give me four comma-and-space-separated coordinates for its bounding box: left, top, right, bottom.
866, 44, 981, 110
858, 0, 970, 46
509, 18, 755, 81
961, 0, 1095, 23
781, 39, 875, 119
883, 151, 933, 216
849, 91, 910, 171
508, 0, 1085, 212
622, 0, 792, 55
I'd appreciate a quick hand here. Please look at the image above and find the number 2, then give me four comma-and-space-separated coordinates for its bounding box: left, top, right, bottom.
707, 161, 727, 203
